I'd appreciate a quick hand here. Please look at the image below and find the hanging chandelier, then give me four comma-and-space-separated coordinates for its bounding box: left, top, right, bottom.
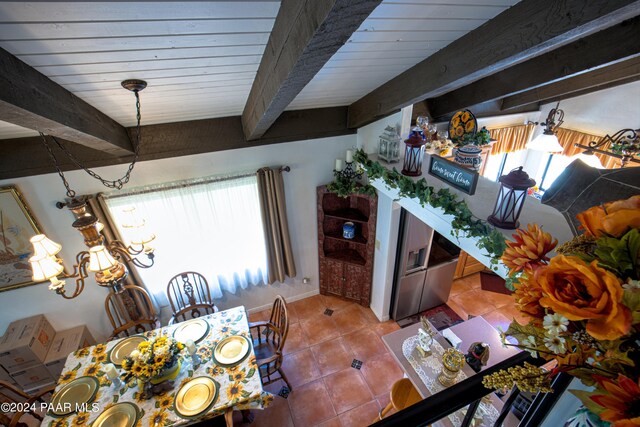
574, 128, 640, 167
526, 103, 565, 153
29, 80, 155, 299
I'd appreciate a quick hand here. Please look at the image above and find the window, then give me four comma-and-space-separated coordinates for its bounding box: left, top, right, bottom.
482, 150, 528, 182
537, 154, 573, 191
103, 175, 267, 304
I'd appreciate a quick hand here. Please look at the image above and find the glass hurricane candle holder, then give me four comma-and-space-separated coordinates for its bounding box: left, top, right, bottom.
438, 348, 465, 387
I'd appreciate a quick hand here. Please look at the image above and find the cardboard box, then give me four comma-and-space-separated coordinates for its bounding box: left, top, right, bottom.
44, 326, 96, 378
0, 315, 56, 374
9, 364, 53, 390
0, 364, 17, 386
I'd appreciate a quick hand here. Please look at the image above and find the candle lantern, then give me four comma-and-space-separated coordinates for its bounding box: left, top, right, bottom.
487, 167, 536, 229
378, 125, 401, 163
401, 127, 427, 176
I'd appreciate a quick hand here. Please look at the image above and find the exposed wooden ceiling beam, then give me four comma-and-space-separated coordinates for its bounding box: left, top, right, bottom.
427, 18, 640, 118
241, 0, 381, 140
347, 0, 640, 129
501, 56, 640, 110
428, 100, 540, 125
0, 47, 134, 156
0, 106, 354, 180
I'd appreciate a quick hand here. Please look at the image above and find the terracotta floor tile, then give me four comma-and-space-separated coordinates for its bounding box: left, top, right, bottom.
300, 313, 340, 347
450, 279, 473, 296
360, 352, 404, 396
477, 288, 516, 308
318, 418, 342, 427
290, 294, 326, 321
283, 322, 309, 355
465, 273, 482, 289
251, 394, 294, 427
451, 290, 497, 317
376, 393, 390, 413
482, 310, 513, 333
320, 294, 354, 312
281, 348, 321, 388
288, 379, 337, 427
343, 328, 386, 362
331, 305, 370, 336
309, 337, 354, 377
371, 320, 400, 338
446, 298, 469, 320
339, 400, 381, 427
323, 368, 373, 414
356, 305, 380, 324
496, 303, 531, 325
249, 308, 270, 323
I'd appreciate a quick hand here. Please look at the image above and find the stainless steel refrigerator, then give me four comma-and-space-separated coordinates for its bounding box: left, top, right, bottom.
390, 209, 461, 320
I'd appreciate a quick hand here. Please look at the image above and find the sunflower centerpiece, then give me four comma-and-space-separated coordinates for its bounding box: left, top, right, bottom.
482, 195, 640, 426
121, 336, 185, 398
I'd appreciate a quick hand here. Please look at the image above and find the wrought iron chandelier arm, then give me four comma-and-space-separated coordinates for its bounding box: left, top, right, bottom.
55, 253, 90, 299
106, 241, 155, 268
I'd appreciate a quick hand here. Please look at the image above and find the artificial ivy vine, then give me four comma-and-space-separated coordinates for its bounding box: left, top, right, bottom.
326, 173, 377, 198
353, 149, 507, 267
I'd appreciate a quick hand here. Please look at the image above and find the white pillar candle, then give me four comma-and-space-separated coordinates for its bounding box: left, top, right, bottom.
335, 159, 343, 171
186, 339, 197, 355
104, 363, 118, 380
345, 150, 353, 163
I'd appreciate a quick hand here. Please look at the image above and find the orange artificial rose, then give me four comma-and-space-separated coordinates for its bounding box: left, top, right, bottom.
577, 195, 640, 238
537, 255, 631, 341
513, 269, 545, 320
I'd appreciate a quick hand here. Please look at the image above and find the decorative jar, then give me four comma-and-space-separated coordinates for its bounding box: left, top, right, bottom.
342, 222, 355, 239
454, 144, 483, 171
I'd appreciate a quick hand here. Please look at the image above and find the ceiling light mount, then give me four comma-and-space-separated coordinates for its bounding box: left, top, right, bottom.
121, 79, 147, 92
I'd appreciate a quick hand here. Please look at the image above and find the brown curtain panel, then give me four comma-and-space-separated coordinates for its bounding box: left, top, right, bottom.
488, 124, 535, 155
555, 128, 629, 169
256, 168, 296, 284
86, 194, 159, 309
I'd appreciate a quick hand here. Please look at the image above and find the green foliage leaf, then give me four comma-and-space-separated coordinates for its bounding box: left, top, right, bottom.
594, 229, 640, 279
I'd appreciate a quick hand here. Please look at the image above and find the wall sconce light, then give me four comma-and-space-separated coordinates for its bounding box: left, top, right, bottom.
574, 128, 640, 167
401, 127, 427, 176
526, 103, 564, 153
487, 167, 536, 229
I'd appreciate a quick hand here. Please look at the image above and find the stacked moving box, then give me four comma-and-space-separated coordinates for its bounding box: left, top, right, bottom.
0, 315, 95, 393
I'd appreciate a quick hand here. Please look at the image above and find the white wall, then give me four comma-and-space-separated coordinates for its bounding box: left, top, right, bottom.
0, 134, 356, 341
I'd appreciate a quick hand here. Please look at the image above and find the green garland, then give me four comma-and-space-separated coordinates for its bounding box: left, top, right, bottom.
326, 173, 377, 198
353, 149, 507, 267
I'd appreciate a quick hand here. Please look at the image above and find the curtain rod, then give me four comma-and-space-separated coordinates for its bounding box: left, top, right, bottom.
100, 165, 290, 200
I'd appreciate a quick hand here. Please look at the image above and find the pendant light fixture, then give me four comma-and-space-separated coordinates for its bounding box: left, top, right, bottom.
526, 103, 564, 153
574, 128, 640, 167
29, 80, 156, 299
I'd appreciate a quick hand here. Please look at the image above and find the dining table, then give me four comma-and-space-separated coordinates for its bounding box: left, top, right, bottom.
382, 316, 521, 427
40, 306, 272, 427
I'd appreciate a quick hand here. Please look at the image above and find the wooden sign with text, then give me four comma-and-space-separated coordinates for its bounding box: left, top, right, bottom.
428, 155, 479, 195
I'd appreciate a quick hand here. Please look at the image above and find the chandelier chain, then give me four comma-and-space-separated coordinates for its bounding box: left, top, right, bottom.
42, 89, 143, 191
39, 132, 76, 198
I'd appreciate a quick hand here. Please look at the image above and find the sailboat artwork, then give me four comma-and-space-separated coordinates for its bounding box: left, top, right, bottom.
0, 186, 43, 291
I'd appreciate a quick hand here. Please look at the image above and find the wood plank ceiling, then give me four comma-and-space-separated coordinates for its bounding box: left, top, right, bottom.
0, 0, 517, 140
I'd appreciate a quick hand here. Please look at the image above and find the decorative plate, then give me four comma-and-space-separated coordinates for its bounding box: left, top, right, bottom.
448, 110, 478, 142
49, 376, 99, 417
174, 376, 219, 418
173, 318, 210, 344
108, 335, 146, 366
92, 402, 140, 427
212, 335, 251, 367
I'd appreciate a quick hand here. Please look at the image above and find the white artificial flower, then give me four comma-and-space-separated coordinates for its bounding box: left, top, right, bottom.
543, 313, 569, 334
623, 279, 640, 291
520, 335, 538, 357
130, 350, 141, 359
544, 335, 566, 354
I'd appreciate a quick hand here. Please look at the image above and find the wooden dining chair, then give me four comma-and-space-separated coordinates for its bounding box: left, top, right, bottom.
0, 380, 55, 427
105, 284, 160, 340
249, 295, 292, 391
166, 271, 218, 325
373, 378, 424, 423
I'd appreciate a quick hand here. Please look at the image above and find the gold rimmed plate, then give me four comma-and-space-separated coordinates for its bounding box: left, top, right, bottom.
212, 335, 251, 367
108, 335, 147, 366
92, 402, 140, 427
173, 318, 210, 344
174, 376, 219, 418
49, 376, 99, 417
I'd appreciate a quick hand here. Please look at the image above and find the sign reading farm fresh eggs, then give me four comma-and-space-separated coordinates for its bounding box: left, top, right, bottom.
428, 155, 479, 195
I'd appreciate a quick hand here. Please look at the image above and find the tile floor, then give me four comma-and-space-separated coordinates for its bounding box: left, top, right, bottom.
240, 272, 522, 427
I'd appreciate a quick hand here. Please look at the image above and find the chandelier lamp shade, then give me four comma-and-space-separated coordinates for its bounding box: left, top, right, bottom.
487, 167, 536, 230
526, 103, 564, 153
30, 79, 156, 299
402, 127, 427, 176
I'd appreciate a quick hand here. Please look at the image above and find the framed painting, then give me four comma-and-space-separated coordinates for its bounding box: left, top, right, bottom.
0, 186, 43, 292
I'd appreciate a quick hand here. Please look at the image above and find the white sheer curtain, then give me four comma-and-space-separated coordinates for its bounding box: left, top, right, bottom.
103, 175, 268, 305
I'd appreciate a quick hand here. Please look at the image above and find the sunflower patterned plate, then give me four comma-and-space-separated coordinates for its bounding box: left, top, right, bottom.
49, 376, 99, 417
92, 402, 140, 427
174, 376, 219, 418
108, 335, 146, 366
448, 109, 478, 142
212, 335, 251, 367
173, 318, 210, 344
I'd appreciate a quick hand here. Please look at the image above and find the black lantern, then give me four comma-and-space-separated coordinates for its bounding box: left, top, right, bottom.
402, 128, 427, 176
487, 167, 536, 229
